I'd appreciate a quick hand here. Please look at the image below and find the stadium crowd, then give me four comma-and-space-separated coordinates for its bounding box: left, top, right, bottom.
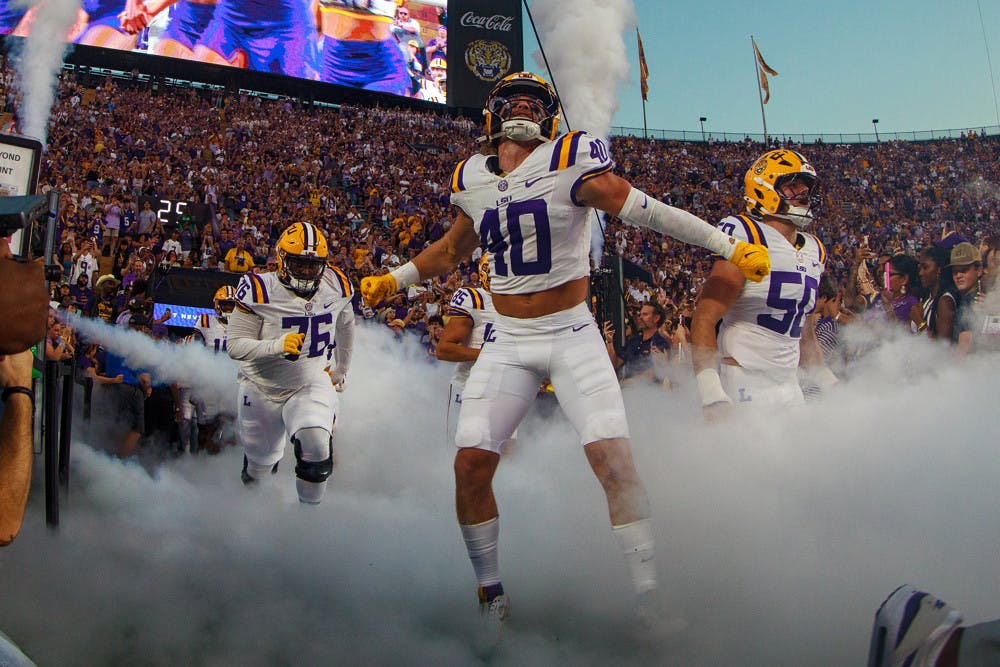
6, 63, 1000, 452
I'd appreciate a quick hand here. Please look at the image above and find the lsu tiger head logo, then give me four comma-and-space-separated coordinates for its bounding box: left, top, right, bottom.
465, 40, 512, 83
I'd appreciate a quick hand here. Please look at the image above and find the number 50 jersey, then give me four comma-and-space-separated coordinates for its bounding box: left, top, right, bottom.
449, 130, 613, 295
230, 268, 355, 395
715, 214, 826, 381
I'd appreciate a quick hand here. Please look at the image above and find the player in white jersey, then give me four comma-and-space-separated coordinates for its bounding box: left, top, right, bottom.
691, 149, 839, 413
436, 255, 514, 450
227, 222, 355, 504
360, 71, 772, 629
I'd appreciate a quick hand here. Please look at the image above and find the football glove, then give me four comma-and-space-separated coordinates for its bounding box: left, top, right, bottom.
360, 273, 397, 306
729, 241, 771, 282
331, 368, 346, 392
282, 332, 306, 357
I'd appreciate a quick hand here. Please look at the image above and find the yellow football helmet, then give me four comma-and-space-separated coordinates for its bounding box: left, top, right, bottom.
213, 285, 237, 322
429, 57, 447, 84
483, 72, 560, 145
744, 149, 817, 228
477, 253, 491, 291
276, 222, 329, 295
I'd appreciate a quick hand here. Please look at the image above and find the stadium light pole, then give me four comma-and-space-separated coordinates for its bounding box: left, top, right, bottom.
699, 116, 707, 141
872, 118, 880, 143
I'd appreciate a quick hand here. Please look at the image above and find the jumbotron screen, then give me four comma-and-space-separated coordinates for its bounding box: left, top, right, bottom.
0, 0, 452, 103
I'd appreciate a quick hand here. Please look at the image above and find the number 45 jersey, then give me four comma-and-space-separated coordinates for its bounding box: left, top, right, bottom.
716, 214, 826, 381
231, 268, 355, 395
446, 286, 496, 387
449, 130, 613, 295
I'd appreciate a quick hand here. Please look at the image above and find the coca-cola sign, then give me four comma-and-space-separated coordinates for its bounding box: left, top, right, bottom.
460, 11, 514, 32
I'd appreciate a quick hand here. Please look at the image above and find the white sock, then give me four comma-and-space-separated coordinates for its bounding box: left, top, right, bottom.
612, 519, 658, 595
460, 517, 500, 587
246, 460, 273, 480
296, 479, 326, 505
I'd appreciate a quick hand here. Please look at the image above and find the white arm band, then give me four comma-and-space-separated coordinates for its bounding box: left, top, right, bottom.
695, 368, 733, 407
226, 307, 283, 361
333, 308, 355, 374
389, 261, 421, 289
618, 187, 738, 259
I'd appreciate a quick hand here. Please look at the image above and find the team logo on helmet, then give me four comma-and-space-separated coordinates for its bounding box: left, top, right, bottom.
744, 149, 818, 229
465, 40, 512, 83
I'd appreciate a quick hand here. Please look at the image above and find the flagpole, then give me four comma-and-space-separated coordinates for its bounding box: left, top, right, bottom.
635, 26, 649, 139
751, 36, 769, 145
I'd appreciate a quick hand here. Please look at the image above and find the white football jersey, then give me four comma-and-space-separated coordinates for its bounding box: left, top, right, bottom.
195, 313, 228, 354
232, 267, 355, 393
446, 286, 496, 386
715, 214, 827, 381
448, 131, 614, 295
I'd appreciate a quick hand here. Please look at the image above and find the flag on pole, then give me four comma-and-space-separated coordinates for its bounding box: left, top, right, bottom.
752, 37, 778, 104
637, 29, 650, 101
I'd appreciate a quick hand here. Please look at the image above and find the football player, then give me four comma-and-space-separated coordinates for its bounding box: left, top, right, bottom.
192, 0, 317, 78
227, 222, 355, 505
415, 56, 446, 103
435, 254, 512, 450
189, 284, 236, 453
312, 0, 409, 94
360, 71, 771, 628
691, 150, 838, 414
119, 0, 217, 60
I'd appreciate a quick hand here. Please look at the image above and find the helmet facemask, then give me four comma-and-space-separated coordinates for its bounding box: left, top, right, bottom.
771, 173, 817, 228
279, 252, 327, 296
483, 74, 560, 145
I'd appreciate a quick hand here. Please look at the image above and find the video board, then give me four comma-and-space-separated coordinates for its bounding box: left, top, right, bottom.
0, 0, 452, 103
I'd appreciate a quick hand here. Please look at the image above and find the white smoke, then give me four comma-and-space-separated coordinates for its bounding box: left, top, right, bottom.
11, 0, 81, 144
2, 320, 999, 665
65, 313, 240, 411
527, 0, 635, 139
525, 0, 638, 272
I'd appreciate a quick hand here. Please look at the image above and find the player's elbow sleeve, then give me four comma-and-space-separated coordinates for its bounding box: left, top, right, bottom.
618, 186, 733, 257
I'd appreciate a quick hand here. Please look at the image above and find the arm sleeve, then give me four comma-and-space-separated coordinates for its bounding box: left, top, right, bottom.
333, 306, 355, 374
226, 306, 282, 361
617, 186, 737, 259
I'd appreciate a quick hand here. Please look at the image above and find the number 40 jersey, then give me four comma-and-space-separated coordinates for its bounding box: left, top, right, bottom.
230, 268, 355, 395
715, 214, 826, 381
449, 130, 613, 295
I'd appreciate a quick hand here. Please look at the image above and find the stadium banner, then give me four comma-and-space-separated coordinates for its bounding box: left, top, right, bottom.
0, 0, 449, 104
447, 0, 522, 109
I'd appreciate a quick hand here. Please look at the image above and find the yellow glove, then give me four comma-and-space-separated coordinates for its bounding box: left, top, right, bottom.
729, 241, 771, 282
360, 273, 398, 306
282, 332, 305, 357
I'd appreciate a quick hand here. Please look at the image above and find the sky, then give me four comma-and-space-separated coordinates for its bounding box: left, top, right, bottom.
2, 319, 1000, 665
522, 0, 1000, 138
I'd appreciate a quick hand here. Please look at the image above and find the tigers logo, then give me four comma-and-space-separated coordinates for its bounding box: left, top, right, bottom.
465, 40, 512, 83
752, 156, 769, 174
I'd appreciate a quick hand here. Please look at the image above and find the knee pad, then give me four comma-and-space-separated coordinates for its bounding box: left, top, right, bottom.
292, 427, 333, 484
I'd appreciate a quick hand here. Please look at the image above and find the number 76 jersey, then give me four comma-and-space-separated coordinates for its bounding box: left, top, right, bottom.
232, 268, 355, 393
715, 214, 826, 380
449, 131, 613, 295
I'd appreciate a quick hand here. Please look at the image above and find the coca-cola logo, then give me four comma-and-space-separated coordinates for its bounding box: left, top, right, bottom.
460, 11, 514, 32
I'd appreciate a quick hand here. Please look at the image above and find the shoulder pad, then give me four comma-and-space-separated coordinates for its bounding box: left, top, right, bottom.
327, 266, 354, 298
236, 273, 270, 305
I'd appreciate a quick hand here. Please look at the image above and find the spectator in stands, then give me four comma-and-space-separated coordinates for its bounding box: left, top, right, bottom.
949, 242, 1000, 354
69, 237, 98, 286
917, 245, 958, 341
223, 236, 254, 273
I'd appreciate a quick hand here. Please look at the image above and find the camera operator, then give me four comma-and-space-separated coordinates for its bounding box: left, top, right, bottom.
0, 237, 47, 547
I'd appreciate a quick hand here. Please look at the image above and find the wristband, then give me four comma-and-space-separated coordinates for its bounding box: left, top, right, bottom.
695, 368, 732, 407
812, 366, 839, 391
389, 261, 421, 289
2, 386, 35, 413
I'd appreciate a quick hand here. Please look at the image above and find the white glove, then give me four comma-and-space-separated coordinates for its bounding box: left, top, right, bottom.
331, 368, 346, 392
